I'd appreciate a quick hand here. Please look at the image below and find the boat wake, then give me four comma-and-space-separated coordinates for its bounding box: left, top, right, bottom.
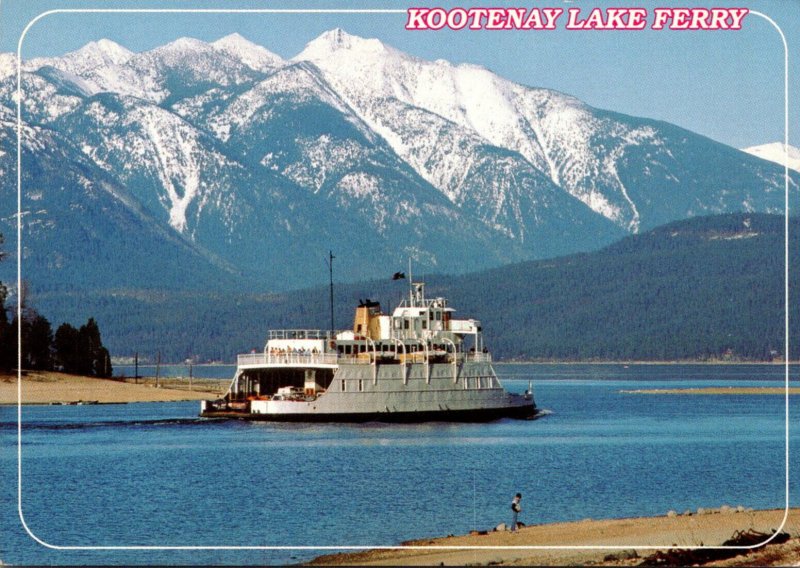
2, 417, 211, 431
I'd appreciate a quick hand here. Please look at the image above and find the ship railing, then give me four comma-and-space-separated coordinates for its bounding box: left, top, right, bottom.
332, 351, 491, 364
267, 329, 336, 341
237, 353, 268, 366
335, 354, 373, 365
237, 352, 338, 366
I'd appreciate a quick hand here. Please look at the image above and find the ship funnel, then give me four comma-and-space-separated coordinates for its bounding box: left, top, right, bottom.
353, 300, 383, 339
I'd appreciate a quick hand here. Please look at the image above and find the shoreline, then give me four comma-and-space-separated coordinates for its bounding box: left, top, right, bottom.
308, 508, 800, 566
495, 360, 797, 366
622, 386, 800, 395
0, 370, 226, 405
111, 360, 797, 366
3, 367, 794, 406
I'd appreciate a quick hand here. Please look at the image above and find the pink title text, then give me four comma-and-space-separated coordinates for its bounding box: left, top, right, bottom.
405, 7, 749, 31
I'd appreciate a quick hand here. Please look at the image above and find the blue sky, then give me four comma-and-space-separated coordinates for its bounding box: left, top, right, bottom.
1, 0, 798, 150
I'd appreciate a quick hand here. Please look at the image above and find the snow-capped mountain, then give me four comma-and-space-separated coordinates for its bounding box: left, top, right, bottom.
211, 33, 284, 73
742, 143, 800, 173
0, 30, 795, 294
30, 39, 134, 76
295, 29, 792, 234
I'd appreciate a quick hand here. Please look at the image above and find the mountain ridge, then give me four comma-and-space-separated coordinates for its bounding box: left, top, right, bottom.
0, 30, 795, 294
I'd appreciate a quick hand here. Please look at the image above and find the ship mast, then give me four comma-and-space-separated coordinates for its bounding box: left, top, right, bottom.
328, 251, 335, 337
408, 257, 413, 305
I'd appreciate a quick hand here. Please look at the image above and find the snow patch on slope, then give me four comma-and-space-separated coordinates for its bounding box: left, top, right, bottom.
0, 53, 17, 80
139, 109, 201, 233
742, 143, 800, 173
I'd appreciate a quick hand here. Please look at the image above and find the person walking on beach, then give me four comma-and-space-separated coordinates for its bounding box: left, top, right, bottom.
510, 493, 522, 531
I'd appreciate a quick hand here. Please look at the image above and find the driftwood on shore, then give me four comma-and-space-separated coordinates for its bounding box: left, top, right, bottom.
640, 529, 791, 566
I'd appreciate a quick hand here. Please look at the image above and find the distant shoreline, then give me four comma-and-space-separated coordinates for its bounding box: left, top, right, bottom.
495, 360, 796, 365
109, 360, 796, 367
2, 361, 794, 406
622, 386, 800, 395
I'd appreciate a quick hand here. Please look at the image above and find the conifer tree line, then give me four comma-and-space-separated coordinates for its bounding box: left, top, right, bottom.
0, 234, 112, 376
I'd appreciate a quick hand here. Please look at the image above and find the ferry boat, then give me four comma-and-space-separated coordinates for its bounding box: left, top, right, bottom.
200, 282, 536, 422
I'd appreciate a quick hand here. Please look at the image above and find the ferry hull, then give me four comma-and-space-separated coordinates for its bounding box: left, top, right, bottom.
201, 361, 536, 423
200, 402, 536, 422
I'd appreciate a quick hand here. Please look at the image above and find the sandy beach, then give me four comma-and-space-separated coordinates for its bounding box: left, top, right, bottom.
0, 370, 227, 405
310, 508, 800, 566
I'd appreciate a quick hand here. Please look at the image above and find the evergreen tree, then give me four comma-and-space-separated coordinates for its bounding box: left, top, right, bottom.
54, 322, 80, 373
76, 318, 112, 377
0, 282, 12, 370
0, 233, 12, 371
0, 232, 113, 373
13, 309, 54, 371
25, 313, 53, 370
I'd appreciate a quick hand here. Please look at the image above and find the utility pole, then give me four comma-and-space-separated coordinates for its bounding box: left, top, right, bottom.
155, 351, 161, 388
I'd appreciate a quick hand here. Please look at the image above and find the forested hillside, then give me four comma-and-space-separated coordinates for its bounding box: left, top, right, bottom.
451, 213, 796, 360
30, 213, 798, 363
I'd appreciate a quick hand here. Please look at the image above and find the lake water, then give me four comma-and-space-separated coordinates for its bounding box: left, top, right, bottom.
1, 364, 797, 565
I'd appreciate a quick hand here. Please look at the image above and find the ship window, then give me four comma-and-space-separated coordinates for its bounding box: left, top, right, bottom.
357, 324, 363, 333
403, 319, 409, 330
421, 320, 427, 329
341, 380, 346, 392
358, 380, 363, 392
435, 311, 441, 321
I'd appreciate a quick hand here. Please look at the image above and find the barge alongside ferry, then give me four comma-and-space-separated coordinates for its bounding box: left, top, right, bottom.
200, 282, 536, 422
